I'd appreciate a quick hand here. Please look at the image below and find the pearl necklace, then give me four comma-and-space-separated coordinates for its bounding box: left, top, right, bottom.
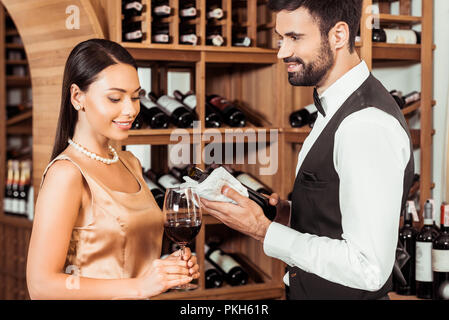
68, 138, 119, 165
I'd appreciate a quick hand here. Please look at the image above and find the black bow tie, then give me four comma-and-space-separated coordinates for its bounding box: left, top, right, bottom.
313, 88, 326, 117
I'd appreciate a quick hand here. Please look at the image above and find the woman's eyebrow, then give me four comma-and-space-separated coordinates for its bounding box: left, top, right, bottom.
107, 86, 142, 93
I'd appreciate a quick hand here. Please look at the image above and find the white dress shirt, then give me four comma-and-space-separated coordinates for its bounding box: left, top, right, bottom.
263, 60, 411, 292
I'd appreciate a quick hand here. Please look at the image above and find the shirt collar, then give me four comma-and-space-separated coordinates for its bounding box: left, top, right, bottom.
318, 60, 370, 119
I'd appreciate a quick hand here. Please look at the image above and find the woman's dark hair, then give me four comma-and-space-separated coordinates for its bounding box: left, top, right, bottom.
50, 38, 137, 160
268, 0, 363, 53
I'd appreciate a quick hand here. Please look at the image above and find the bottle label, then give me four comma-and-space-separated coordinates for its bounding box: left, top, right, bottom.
180, 7, 197, 17
443, 204, 449, 227
157, 96, 184, 116
153, 34, 169, 43
432, 249, 449, 272
125, 2, 143, 11
384, 29, 417, 45
416, 242, 433, 281
158, 174, 180, 189
4, 198, 11, 213
210, 96, 231, 112
204, 259, 215, 272
207, 8, 224, 19
183, 95, 197, 110
236, 173, 264, 192
125, 30, 143, 40
180, 34, 198, 45
154, 5, 171, 15
18, 199, 26, 215
209, 250, 241, 274
404, 92, 421, 105
140, 96, 158, 110
234, 37, 251, 47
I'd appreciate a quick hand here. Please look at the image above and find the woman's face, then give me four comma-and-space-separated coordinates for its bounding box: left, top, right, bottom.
77, 62, 141, 141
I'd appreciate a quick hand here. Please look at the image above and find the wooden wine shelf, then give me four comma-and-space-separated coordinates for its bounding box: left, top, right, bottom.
402, 99, 436, 117
6, 110, 32, 126
282, 127, 312, 144
122, 42, 278, 64
0, 211, 33, 229
6, 75, 31, 87
373, 43, 421, 62
378, 14, 422, 25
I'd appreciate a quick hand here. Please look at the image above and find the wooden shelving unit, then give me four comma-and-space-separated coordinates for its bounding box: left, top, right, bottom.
0, 4, 33, 300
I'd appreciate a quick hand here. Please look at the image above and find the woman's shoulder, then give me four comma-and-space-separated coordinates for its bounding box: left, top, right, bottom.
41, 155, 84, 192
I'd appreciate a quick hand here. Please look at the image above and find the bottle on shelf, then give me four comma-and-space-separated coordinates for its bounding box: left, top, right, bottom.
205, 243, 248, 286
206, 6, 224, 20
122, 1, 144, 19
395, 201, 418, 295
179, 26, 198, 45
206, 95, 246, 128
145, 169, 182, 191
186, 166, 276, 221
143, 175, 165, 209
206, 30, 225, 47
432, 202, 449, 300
415, 200, 439, 299
152, 27, 170, 43
390, 90, 421, 109
205, 259, 224, 289
174, 90, 223, 128
3, 160, 14, 214
233, 36, 251, 47
17, 160, 31, 217
148, 92, 195, 128
122, 22, 144, 42
168, 165, 189, 182
152, 0, 171, 18
131, 113, 145, 130
372, 28, 421, 45
179, 1, 197, 20
289, 104, 318, 128
9, 160, 21, 216
139, 91, 170, 129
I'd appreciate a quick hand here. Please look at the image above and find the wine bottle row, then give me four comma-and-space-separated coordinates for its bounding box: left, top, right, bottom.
121, 0, 252, 47
3, 159, 34, 220
390, 90, 421, 110
132, 90, 249, 130
143, 164, 276, 221
394, 200, 449, 300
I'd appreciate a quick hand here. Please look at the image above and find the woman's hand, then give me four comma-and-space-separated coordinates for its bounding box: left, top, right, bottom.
137, 247, 200, 298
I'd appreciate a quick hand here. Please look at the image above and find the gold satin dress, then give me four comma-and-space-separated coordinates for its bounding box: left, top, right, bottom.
40, 151, 164, 280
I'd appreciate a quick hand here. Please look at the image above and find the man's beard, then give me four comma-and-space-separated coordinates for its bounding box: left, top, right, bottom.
285, 37, 334, 87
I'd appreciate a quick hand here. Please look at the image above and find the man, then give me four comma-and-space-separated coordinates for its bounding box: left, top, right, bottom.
200, 0, 414, 300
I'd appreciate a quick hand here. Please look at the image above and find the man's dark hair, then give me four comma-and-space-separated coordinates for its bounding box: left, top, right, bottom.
268, 0, 363, 53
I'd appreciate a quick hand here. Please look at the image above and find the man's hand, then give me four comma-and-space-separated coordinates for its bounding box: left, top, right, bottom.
200, 185, 271, 242
266, 193, 291, 226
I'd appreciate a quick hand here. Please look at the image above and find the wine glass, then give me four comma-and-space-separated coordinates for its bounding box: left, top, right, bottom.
163, 187, 202, 290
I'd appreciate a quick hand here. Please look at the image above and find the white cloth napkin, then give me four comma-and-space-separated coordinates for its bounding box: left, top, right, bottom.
179, 167, 249, 205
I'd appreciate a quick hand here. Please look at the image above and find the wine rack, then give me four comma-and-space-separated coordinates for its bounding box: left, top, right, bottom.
0, 0, 434, 301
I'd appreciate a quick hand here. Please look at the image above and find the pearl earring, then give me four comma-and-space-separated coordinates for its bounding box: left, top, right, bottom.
74, 105, 81, 111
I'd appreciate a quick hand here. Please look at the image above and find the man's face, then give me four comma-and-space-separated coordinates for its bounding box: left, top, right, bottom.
275, 8, 335, 87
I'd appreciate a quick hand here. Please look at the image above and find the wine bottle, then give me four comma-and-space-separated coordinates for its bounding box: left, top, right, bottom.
205, 244, 248, 286
17, 160, 30, 217
205, 259, 224, 289
149, 92, 194, 128
432, 203, 449, 300
143, 175, 165, 209
206, 33, 225, 47
10, 160, 21, 216
390, 90, 421, 109
396, 202, 418, 295
169, 165, 189, 182
207, 7, 224, 20
152, 0, 171, 17
131, 113, 145, 129
289, 104, 317, 128
122, 23, 144, 42
206, 95, 246, 127
3, 160, 14, 214
123, 1, 144, 19
174, 90, 222, 128
233, 36, 251, 47
140, 95, 170, 129
179, 1, 197, 19
152, 28, 170, 43
416, 200, 439, 299
180, 28, 198, 45
372, 28, 421, 45
187, 166, 277, 221
232, 170, 273, 196
145, 169, 182, 191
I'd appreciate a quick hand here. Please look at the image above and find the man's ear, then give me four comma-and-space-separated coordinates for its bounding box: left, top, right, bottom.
329, 21, 350, 51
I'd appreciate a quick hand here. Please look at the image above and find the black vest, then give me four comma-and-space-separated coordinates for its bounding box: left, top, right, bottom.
288, 74, 415, 300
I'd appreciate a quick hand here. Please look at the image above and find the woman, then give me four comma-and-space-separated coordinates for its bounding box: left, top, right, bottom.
26, 39, 199, 299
